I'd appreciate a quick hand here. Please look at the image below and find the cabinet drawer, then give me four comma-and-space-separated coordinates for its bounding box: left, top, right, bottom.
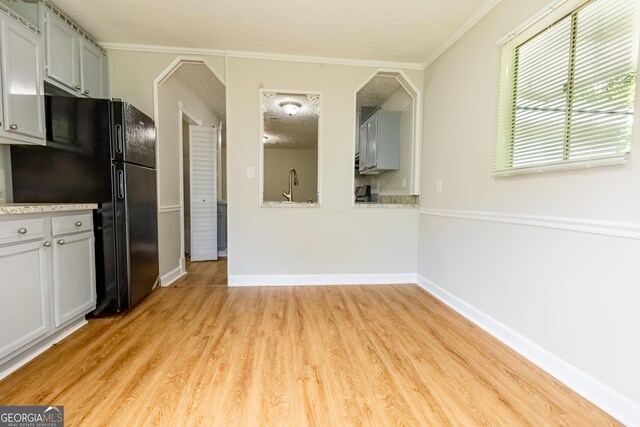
0, 217, 46, 245
51, 213, 93, 236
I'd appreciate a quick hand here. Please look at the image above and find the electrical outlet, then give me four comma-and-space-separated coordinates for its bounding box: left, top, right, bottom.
247, 166, 255, 179
436, 179, 443, 193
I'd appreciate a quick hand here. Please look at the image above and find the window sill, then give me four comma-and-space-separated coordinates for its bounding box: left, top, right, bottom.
493, 155, 628, 177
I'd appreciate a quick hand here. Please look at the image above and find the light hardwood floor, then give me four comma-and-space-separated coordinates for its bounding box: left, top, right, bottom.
0, 259, 620, 426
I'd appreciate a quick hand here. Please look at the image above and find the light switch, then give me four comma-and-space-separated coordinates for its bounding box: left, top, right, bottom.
436, 179, 443, 193
246, 166, 255, 179
402, 178, 407, 189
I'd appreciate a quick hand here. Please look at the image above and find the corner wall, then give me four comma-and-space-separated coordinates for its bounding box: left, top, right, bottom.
418, 0, 640, 421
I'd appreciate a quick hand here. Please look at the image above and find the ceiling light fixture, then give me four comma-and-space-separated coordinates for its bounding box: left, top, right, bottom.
263, 135, 269, 143
279, 101, 302, 116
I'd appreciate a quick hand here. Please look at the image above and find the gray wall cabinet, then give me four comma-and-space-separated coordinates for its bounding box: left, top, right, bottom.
0, 12, 45, 145
358, 110, 400, 174
43, 7, 108, 98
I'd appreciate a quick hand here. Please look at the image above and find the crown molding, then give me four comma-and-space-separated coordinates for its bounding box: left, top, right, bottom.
100, 42, 227, 56
422, 0, 503, 68
100, 42, 424, 70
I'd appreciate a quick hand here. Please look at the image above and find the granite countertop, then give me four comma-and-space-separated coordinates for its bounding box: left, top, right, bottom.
354, 202, 419, 209
262, 201, 320, 208
0, 203, 98, 215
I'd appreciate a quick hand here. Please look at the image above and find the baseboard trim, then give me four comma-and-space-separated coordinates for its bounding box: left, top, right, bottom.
420, 208, 640, 240
228, 273, 417, 287
218, 250, 227, 257
416, 274, 640, 426
160, 265, 186, 287
0, 319, 87, 381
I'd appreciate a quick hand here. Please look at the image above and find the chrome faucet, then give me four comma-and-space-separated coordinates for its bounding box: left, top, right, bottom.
282, 168, 299, 202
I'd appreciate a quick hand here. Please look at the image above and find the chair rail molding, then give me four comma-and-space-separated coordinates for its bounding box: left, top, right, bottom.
420, 208, 640, 240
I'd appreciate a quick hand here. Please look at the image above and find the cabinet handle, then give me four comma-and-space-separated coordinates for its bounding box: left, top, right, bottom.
17, 227, 27, 235
43, 241, 51, 248
83, 90, 90, 95
75, 85, 81, 90
75, 221, 82, 227
57, 239, 65, 245
9, 124, 17, 130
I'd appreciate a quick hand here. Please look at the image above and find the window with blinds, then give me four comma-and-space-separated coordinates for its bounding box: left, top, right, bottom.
494, 0, 639, 176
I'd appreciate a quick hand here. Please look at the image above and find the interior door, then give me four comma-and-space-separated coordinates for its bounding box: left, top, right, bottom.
189, 126, 218, 262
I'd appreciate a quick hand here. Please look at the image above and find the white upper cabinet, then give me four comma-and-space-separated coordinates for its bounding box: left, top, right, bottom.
44, 10, 80, 92
80, 39, 104, 98
0, 14, 45, 144
42, 6, 108, 99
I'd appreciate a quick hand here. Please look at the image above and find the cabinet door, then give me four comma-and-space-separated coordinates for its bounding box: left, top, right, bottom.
358, 123, 368, 172
44, 11, 80, 92
366, 113, 378, 169
0, 240, 51, 360
52, 232, 96, 327
0, 17, 45, 141
80, 40, 104, 98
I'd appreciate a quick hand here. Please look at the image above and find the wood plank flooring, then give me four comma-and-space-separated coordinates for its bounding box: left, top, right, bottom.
0, 259, 620, 426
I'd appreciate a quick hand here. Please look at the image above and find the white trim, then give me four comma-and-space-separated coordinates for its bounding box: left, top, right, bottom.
102, 42, 424, 70
218, 250, 227, 257
415, 275, 640, 426
160, 265, 186, 287
228, 273, 417, 287
158, 204, 181, 213
102, 42, 226, 56
423, 0, 504, 68
420, 208, 640, 240
0, 319, 87, 381
493, 156, 629, 177
259, 88, 323, 206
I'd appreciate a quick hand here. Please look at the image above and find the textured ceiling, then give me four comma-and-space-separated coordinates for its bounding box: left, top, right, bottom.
357, 76, 402, 107
50, 0, 489, 63
264, 93, 318, 150
172, 63, 226, 123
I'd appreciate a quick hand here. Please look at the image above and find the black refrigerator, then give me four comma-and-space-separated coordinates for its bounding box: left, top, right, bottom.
11, 96, 159, 315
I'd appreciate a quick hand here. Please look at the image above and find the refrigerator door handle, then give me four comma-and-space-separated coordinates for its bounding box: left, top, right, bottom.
115, 124, 123, 154
117, 170, 125, 199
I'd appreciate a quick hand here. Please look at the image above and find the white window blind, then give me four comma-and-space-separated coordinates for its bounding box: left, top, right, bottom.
495, 0, 639, 176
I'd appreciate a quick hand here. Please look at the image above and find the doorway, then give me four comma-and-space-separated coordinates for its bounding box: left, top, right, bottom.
154, 58, 227, 286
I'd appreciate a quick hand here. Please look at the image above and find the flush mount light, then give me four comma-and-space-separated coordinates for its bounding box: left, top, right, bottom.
279, 101, 302, 116
263, 135, 269, 143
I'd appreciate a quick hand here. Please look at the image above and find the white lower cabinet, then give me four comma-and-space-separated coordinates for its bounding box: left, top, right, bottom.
0, 240, 50, 360
0, 209, 96, 368
52, 231, 96, 327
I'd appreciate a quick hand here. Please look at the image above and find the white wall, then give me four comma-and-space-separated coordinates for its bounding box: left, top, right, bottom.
226, 57, 421, 277
379, 88, 413, 195
264, 148, 318, 202
419, 0, 640, 416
